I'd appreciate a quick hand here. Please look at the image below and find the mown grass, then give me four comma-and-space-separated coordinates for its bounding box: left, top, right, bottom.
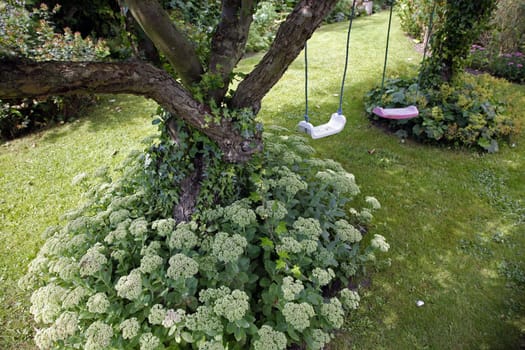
1, 10, 524, 349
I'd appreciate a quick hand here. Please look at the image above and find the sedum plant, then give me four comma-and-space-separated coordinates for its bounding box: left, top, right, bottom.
19, 124, 388, 350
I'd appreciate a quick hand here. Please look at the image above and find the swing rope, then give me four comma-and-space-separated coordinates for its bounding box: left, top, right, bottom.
380, 0, 437, 100
304, 0, 357, 122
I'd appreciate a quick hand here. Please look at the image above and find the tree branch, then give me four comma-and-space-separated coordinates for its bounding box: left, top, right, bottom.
0, 59, 260, 162
126, 0, 203, 88
207, 0, 256, 103
231, 0, 339, 111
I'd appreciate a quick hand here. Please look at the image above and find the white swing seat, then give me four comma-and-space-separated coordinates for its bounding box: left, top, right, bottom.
297, 113, 346, 139
372, 105, 419, 120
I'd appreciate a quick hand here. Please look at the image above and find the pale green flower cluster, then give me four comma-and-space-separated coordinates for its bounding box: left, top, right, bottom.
212, 232, 247, 263
141, 241, 162, 256
167, 253, 199, 279
148, 304, 167, 325
62, 286, 90, 309
199, 286, 231, 304
129, 217, 149, 237
255, 200, 287, 221
49, 257, 79, 280
334, 219, 362, 243
168, 223, 199, 250
185, 306, 223, 335
139, 254, 163, 274
213, 289, 250, 322
320, 298, 344, 328
314, 248, 336, 267
40, 232, 70, 256
282, 302, 315, 331
276, 236, 302, 254
54, 311, 79, 340
252, 325, 287, 350
223, 200, 256, 228
282, 276, 304, 301
301, 239, 318, 255
310, 329, 332, 350
85, 321, 113, 350
358, 208, 374, 223
30, 283, 66, 323
272, 166, 308, 197
87, 292, 110, 314
365, 196, 381, 210
119, 317, 140, 339
315, 169, 360, 195
293, 217, 322, 239
139, 332, 160, 350
115, 269, 142, 300
340, 288, 360, 310
311, 268, 335, 287
109, 208, 131, 226
370, 234, 390, 252
64, 216, 90, 233
79, 243, 107, 277
152, 218, 176, 237
104, 221, 128, 244
34, 311, 80, 349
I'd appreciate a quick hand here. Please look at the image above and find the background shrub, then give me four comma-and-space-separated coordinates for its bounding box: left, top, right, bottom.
19, 124, 388, 350
364, 75, 519, 152
0, 1, 109, 140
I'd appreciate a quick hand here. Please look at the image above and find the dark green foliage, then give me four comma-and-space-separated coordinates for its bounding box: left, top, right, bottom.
422, 0, 497, 85
364, 76, 517, 152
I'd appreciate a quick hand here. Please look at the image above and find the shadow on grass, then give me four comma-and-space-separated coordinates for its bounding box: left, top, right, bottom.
40, 94, 156, 144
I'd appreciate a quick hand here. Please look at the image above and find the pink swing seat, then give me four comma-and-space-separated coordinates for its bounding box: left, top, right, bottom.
372, 105, 419, 120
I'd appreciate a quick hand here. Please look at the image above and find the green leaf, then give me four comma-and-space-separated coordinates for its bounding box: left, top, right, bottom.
181, 332, 193, 343
275, 221, 287, 235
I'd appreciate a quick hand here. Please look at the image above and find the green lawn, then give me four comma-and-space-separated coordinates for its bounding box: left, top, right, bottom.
1, 11, 524, 349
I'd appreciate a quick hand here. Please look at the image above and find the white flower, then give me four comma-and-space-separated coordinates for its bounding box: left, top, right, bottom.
168, 223, 199, 250
119, 318, 140, 339
213, 289, 250, 322
129, 217, 149, 237
139, 332, 160, 350
276, 236, 302, 254
281, 276, 304, 301
365, 196, 381, 210
315, 169, 360, 195
79, 244, 107, 277
152, 218, 176, 237
62, 286, 90, 309
293, 217, 322, 239
282, 302, 315, 331
252, 325, 287, 350
139, 254, 163, 274
311, 268, 335, 287
87, 292, 110, 314
162, 308, 185, 328
167, 253, 199, 279
370, 234, 390, 252
255, 200, 288, 221
310, 329, 332, 350
54, 311, 78, 340
115, 269, 142, 300
224, 200, 257, 228
35, 327, 58, 349
109, 209, 130, 226
340, 288, 360, 310
148, 304, 167, 325
212, 232, 247, 263
320, 298, 344, 329
334, 219, 362, 243
30, 283, 66, 324
185, 306, 223, 335
85, 321, 113, 350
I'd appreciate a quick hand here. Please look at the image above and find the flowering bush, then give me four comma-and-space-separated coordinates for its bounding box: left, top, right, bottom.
364, 75, 519, 152
467, 45, 525, 84
20, 125, 388, 349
